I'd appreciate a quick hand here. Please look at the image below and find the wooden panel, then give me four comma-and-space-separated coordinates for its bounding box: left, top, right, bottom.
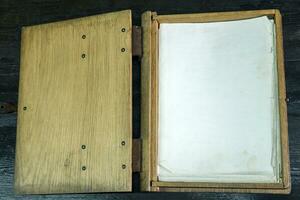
157, 187, 291, 194
15, 10, 132, 194
274, 10, 291, 190
153, 9, 277, 23
140, 11, 160, 192
150, 16, 159, 187
147, 9, 290, 193
140, 11, 152, 192
152, 181, 284, 189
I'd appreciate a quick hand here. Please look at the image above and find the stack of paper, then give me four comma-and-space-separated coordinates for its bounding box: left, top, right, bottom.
158, 16, 281, 183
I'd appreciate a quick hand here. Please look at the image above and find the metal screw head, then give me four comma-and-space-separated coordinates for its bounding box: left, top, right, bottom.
81, 145, 86, 149
23, 107, 27, 110
81, 54, 86, 58
121, 141, 125, 146
82, 35, 86, 39
82, 166, 86, 171
122, 164, 126, 169
121, 48, 125, 52
121, 28, 126, 32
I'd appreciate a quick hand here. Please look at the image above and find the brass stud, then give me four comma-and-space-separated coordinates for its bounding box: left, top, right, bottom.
121, 28, 126, 32
82, 35, 86, 39
122, 164, 126, 169
23, 107, 27, 110
121, 48, 125, 52
82, 166, 86, 171
121, 141, 125, 146
81, 145, 86, 149
81, 54, 86, 58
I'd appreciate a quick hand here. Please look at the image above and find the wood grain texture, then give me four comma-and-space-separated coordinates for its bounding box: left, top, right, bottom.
274, 10, 291, 190
153, 9, 277, 23
149, 9, 290, 193
152, 181, 284, 189
14, 10, 132, 194
157, 187, 291, 194
140, 11, 152, 192
150, 15, 159, 190
1, 0, 300, 199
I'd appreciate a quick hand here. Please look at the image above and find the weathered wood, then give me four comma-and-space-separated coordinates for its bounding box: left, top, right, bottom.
1, 0, 300, 199
153, 9, 277, 23
14, 10, 132, 194
147, 9, 290, 194
140, 11, 153, 192
275, 10, 291, 190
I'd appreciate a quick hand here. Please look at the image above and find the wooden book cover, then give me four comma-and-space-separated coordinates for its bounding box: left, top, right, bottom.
15, 10, 132, 194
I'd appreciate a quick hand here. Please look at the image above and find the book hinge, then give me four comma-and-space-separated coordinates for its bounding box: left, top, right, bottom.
132, 138, 141, 172
0, 102, 17, 114
132, 25, 142, 57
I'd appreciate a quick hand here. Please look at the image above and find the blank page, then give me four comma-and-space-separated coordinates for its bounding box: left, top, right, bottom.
158, 16, 281, 183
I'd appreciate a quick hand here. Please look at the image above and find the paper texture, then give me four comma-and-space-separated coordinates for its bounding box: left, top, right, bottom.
158, 16, 281, 183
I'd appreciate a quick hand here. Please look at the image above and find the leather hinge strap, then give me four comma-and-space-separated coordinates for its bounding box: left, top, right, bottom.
132, 138, 141, 172
132, 25, 142, 57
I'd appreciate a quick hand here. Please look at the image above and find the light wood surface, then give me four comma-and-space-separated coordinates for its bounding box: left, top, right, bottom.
15, 10, 132, 194
157, 187, 291, 194
152, 181, 283, 189
146, 9, 290, 193
274, 10, 291, 189
140, 11, 160, 192
150, 16, 159, 188
140, 11, 153, 192
153, 9, 277, 23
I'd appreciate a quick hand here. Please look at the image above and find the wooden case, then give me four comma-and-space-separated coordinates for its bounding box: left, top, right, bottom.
15, 9, 290, 194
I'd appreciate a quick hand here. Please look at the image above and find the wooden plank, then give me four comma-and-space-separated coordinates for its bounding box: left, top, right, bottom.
274, 10, 291, 189
140, 11, 152, 192
153, 9, 277, 23
157, 186, 291, 194
14, 10, 132, 194
150, 16, 159, 189
152, 181, 284, 189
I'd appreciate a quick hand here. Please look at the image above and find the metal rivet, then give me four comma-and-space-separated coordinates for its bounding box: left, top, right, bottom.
82, 166, 86, 171
82, 35, 86, 39
121, 28, 126, 32
121, 48, 125, 52
121, 141, 125, 146
81, 54, 86, 58
286, 97, 290, 103
81, 145, 86, 149
23, 107, 27, 110
122, 164, 126, 169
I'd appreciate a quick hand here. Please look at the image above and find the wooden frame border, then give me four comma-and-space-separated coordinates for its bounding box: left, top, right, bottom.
141, 9, 290, 194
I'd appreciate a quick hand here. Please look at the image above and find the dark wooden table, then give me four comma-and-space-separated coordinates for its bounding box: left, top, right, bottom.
0, 0, 299, 199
